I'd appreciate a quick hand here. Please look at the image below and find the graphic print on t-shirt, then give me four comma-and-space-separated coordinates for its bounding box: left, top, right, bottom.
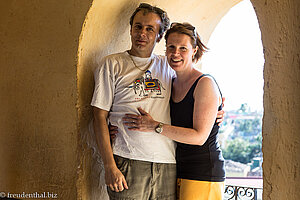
128, 70, 165, 99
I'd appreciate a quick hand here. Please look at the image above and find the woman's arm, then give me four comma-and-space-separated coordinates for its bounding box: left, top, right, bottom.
123, 76, 221, 145
191, 76, 221, 145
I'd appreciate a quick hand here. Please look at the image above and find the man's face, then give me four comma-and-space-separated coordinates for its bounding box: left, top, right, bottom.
130, 11, 162, 57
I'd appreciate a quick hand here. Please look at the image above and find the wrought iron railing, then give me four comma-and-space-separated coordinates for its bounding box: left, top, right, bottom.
224, 185, 263, 200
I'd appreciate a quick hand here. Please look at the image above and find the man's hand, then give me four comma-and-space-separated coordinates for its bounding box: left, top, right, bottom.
109, 124, 119, 141
216, 97, 226, 125
105, 165, 128, 192
93, 107, 128, 192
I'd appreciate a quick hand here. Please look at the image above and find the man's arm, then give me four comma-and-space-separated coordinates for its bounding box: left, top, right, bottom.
93, 107, 128, 192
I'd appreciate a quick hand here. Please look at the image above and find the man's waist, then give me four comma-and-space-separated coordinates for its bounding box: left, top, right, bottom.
112, 135, 176, 163
113, 150, 176, 164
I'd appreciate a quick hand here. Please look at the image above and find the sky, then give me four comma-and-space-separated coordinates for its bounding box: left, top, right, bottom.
201, 0, 264, 111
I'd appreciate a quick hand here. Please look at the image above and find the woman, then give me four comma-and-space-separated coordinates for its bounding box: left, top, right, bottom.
123, 23, 225, 200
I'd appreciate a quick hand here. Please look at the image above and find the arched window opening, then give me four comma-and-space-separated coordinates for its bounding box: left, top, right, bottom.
78, 1, 267, 199
202, 0, 264, 199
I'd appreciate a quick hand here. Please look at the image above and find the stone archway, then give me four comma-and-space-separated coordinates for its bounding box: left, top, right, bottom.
77, 0, 300, 199
77, 0, 266, 199
0, 0, 298, 199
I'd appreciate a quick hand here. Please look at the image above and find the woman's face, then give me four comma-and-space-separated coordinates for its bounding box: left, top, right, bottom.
166, 32, 197, 72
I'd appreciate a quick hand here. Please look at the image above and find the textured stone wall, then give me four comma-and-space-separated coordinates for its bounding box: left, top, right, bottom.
0, 0, 92, 199
0, 0, 299, 199
251, 0, 300, 199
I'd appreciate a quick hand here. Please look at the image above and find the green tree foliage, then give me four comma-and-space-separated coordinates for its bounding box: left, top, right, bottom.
249, 135, 262, 158
234, 118, 262, 138
239, 103, 248, 113
222, 136, 262, 164
222, 104, 263, 164
238, 120, 253, 133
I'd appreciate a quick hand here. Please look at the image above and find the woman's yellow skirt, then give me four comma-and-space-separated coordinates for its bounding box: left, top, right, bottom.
177, 178, 224, 200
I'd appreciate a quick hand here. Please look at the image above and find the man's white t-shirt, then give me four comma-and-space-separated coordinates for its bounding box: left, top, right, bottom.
91, 51, 176, 163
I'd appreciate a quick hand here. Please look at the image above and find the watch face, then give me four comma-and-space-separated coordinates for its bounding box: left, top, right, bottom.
155, 123, 163, 133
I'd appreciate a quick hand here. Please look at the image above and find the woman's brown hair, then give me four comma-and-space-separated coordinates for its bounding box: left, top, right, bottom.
165, 22, 208, 62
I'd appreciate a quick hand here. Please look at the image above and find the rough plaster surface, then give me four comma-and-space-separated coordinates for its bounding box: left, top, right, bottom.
1, 0, 299, 199
251, 0, 300, 199
0, 0, 92, 199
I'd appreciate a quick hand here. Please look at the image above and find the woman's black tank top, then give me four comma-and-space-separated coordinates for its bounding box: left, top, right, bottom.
170, 74, 225, 182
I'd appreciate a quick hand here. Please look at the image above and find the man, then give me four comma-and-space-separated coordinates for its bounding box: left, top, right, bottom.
91, 4, 176, 199
91, 3, 223, 200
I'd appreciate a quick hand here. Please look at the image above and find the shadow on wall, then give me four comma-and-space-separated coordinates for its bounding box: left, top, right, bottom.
77, 1, 140, 199
1, 1, 86, 196
77, 0, 138, 125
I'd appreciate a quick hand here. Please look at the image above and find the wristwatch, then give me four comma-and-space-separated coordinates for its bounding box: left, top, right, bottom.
155, 122, 164, 134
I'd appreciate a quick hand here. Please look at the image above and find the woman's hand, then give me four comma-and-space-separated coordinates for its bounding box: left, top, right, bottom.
123, 107, 159, 132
